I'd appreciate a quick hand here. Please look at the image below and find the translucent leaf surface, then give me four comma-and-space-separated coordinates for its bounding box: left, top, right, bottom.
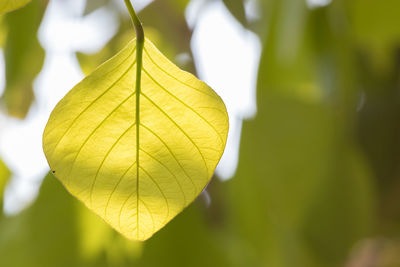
0, 0, 30, 14
43, 38, 229, 241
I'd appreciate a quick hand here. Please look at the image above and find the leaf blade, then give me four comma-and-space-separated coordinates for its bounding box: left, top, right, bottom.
43, 38, 229, 241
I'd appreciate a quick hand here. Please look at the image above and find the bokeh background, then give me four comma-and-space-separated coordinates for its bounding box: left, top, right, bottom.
1, 0, 400, 266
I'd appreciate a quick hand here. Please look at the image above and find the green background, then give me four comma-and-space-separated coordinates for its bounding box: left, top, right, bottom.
1, 0, 400, 266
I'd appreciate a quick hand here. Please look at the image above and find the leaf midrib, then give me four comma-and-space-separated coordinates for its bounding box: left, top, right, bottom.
135, 39, 144, 239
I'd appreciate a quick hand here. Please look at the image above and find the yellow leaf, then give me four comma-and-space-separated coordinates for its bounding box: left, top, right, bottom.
0, 0, 31, 14
43, 38, 229, 241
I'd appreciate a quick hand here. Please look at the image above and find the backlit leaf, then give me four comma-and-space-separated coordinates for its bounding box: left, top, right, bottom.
43, 38, 229, 241
0, 0, 30, 14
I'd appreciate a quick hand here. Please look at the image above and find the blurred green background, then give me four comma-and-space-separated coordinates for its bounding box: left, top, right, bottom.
1, 0, 400, 266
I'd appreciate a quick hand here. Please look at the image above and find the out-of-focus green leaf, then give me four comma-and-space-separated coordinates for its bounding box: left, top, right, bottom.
0, 174, 143, 267
0, 174, 81, 267
0, 17, 6, 46
355, 35, 400, 236
258, 1, 360, 111
0, 159, 10, 196
257, 0, 317, 101
0, 158, 11, 215
0, 0, 47, 118
0, 0, 30, 14
222, 0, 247, 27
302, 148, 375, 265
140, 0, 195, 72
346, 0, 400, 71
161, 0, 190, 14
224, 91, 375, 267
83, 0, 110, 15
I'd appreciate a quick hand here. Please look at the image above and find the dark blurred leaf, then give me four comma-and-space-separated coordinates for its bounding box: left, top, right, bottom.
303, 149, 375, 265
346, 0, 400, 72
0, 0, 47, 118
257, 0, 315, 100
332, 0, 400, 236
83, 0, 110, 15
140, 0, 195, 72
222, 0, 247, 27
355, 34, 400, 236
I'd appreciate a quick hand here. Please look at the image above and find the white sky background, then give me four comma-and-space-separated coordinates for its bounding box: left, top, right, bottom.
189, 0, 261, 180
0, 0, 120, 214
0, 0, 263, 214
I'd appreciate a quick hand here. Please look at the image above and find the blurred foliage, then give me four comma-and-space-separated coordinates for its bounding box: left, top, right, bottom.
140, 0, 194, 70
231, 91, 374, 266
346, 0, 400, 72
0, 158, 11, 215
84, 0, 111, 15
0, 0, 31, 15
222, 0, 247, 27
0, 0, 48, 118
0, 174, 142, 267
1, 0, 400, 266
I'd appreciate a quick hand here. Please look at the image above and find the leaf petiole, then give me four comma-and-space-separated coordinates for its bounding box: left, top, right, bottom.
123, 0, 144, 44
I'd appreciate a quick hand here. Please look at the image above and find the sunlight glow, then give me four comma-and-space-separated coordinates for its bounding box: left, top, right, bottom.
190, 1, 261, 180
306, 0, 332, 9
1, 0, 119, 214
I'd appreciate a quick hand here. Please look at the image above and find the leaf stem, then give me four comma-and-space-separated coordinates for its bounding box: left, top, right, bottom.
123, 0, 143, 239
123, 0, 144, 44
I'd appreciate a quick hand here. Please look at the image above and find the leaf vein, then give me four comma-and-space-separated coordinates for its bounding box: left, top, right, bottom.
143, 47, 216, 98
140, 124, 198, 193
139, 166, 170, 224
141, 93, 209, 177
50, 51, 137, 158
140, 148, 187, 205
68, 91, 136, 188
105, 160, 137, 219
139, 199, 155, 234
117, 162, 138, 232
86, 121, 137, 208
143, 69, 225, 147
